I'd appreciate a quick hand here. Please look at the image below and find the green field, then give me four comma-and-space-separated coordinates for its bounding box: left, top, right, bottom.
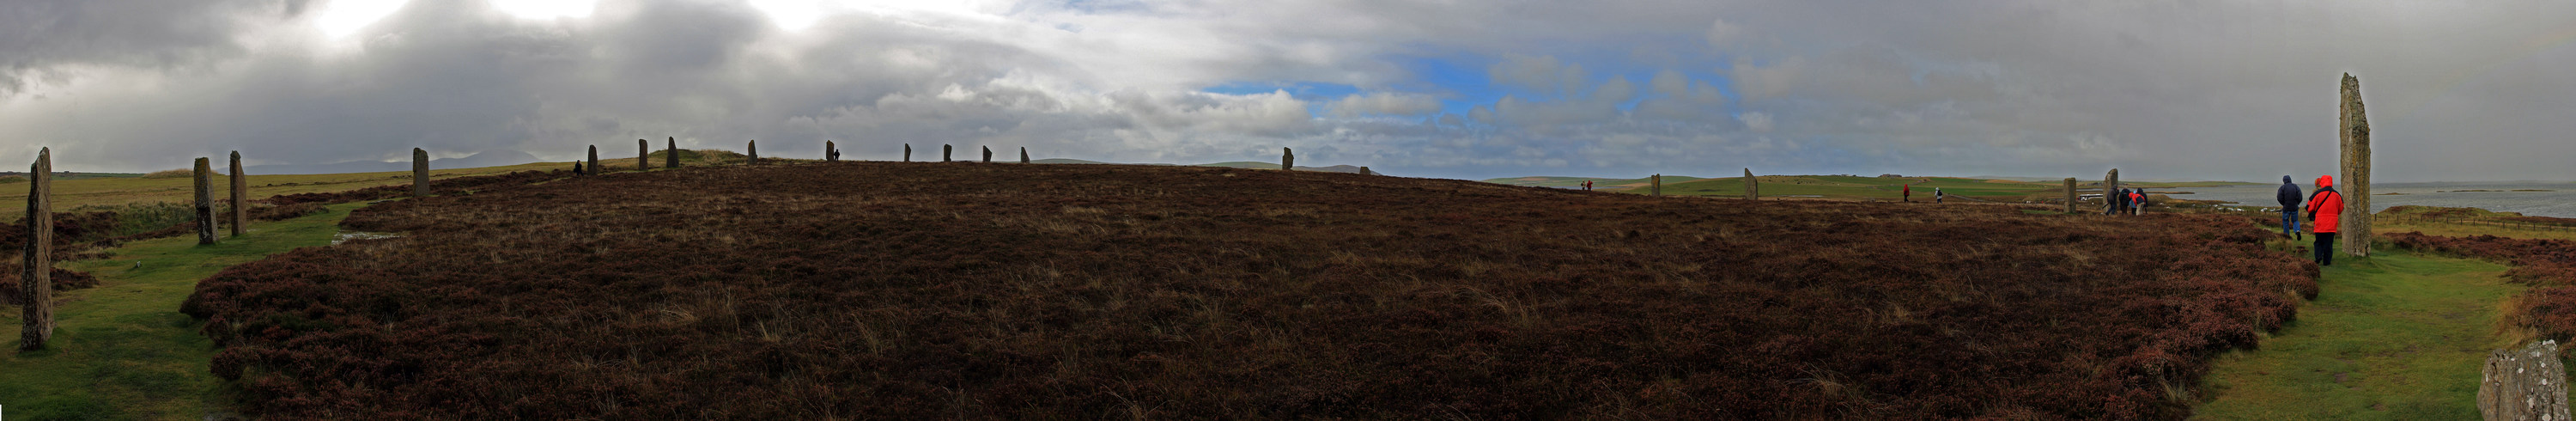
2194, 247, 2519, 419
0, 202, 365, 420
0, 162, 565, 210
1483, 174, 2250, 203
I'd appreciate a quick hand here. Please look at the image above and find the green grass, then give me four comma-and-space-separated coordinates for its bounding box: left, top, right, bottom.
2193, 247, 2522, 419
0, 202, 363, 420
0, 162, 566, 211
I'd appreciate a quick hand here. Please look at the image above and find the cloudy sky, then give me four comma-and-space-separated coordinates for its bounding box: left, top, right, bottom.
3, 0, 2573, 182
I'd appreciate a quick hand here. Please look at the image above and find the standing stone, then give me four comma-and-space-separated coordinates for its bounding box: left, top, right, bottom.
2104, 169, 2120, 214
638, 139, 650, 170
2341, 73, 2372, 257
749, 140, 760, 165
1020, 147, 1030, 164
586, 145, 599, 175
21, 148, 52, 351
1360, 167, 1373, 176
1744, 168, 1759, 200
2063, 178, 2080, 213
412, 148, 429, 198
229, 151, 246, 237
195, 158, 216, 245
2479, 340, 2571, 421
1282, 148, 1295, 171
827, 141, 838, 162
1651, 174, 1663, 196
982, 146, 992, 162
943, 144, 953, 162
904, 143, 913, 162
667, 137, 680, 169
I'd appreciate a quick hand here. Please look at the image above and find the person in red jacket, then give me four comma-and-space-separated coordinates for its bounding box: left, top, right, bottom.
2305, 174, 2345, 265
1903, 184, 1911, 203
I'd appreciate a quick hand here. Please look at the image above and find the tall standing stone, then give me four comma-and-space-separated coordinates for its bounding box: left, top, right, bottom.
195, 157, 216, 245
2104, 169, 2120, 214
667, 137, 680, 169
2341, 73, 2372, 257
638, 139, 650, 170
1020, 147, 1030, 164
2480, 340, 2571, 421
827, 141, 838, 162
412, 148, 429, 198
586, 145, 599, 175
749, 140, 760, 165
229, 151, 246, 237
2063, 178, 2079, 213
1651, 174, 1663, 196
1744, 168, 1759, 200
21, 148, 52, 351
1282, 148, 1295, 171
904, 143, 913, 162
943, 144, 953, 162
982, 146, 993, 162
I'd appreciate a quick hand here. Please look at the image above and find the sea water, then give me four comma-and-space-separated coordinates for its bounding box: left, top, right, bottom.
2175, 182, 2576, 218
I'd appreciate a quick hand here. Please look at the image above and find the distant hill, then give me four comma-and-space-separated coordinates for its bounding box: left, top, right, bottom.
246, 150, 543, 175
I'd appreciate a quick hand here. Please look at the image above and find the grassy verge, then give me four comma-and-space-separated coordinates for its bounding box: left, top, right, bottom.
2193, 247, 2520, 419
0, 202, 361, 420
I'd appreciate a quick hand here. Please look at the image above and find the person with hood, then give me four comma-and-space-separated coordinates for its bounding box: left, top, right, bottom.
2126, 189, 2142, 215
2106, 186, 2127, 215
1935, 187, 1944, 204
2305, 175, 2345, 265
1903, 184, 1912, 203
2276, 175, 2305, 240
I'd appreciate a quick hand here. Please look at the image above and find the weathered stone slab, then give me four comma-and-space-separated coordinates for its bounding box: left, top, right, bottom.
667, 137, 679, 168
230, 151, 246, 236
749, 140, 761, 165
1744, 168, 1759, 200
2105, 168, 2120, 214
2341, 74, 2372, 257
944, 144, 953, 162
586, 145, 599, 175
2063, 178, 2078, 213
21, 148, 52, 350
1360, 166, 1372, 176
827, 141, 839, 162
413, 148, 429, 198
1282, 148, 1295, 171
982, 146, 993, 162
196, 157, 216, 244
1020, 147, 1030, 164
2480, 340, 2570, 421
638, 139, 649, 169
1651, 174, 1662, 196
904, 143, 913, 162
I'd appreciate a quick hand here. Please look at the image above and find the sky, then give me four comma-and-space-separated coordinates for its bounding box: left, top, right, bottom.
3, 0, 2574, 182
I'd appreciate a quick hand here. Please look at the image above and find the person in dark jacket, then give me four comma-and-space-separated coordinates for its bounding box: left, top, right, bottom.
2306, 175, 2345, 265
2276, 175, 2304, 240
2106, 186, 2127, 215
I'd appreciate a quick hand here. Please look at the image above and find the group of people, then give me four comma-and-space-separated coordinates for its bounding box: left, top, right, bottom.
2104, 188, 2151, 215
2277, 174, 2348, 265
